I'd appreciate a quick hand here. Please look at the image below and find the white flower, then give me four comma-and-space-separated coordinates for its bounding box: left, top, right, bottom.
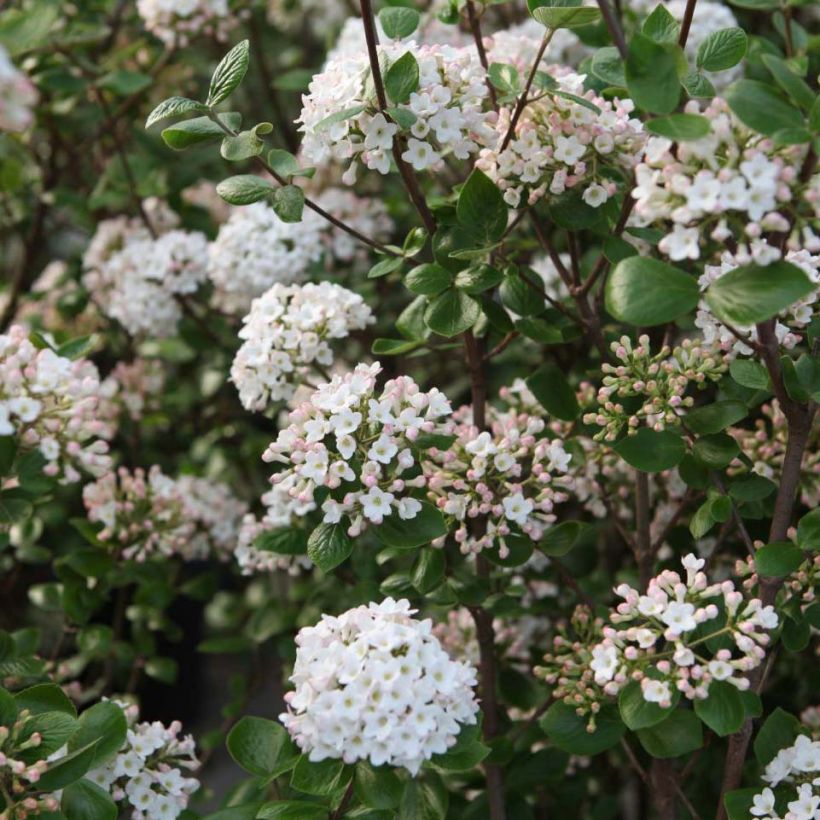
658, 225, 701, 261
365, 113, 398, 151
582, 183, 609, 208
502, 492, 534, 525
641, 679, 671, 705
708, 659, 733, 681
590, 644, 619, 684
280, 599, 479, 775
401, 138, 441, 171
661, 601, 697, 636
361, 487, 396, 523
750, 787, 776, 817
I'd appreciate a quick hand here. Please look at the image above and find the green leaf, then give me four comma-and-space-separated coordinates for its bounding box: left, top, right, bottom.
431, 723, 490, 771
686, 401, 748, 435
67, 702, 126, 769
379, 7, 421, 39
307, 522, 353, 573
216, 175, 274, 206
681, 71, 716, 99
23, 711, 77, 758
645, 114, 711, 141
694, 681, 745, 737
354, 762, 403, 809
457, 170, 508, 244
728, 475, 776, 503
61, 779, 117, 820
368, 256, 404, 279
753, 707, 801, 766
227, 716, 299, 780
754, 542, 804, 578
614, 428, 686, 472
290, 756, 348, 797
207, 39, 250, 106
532, 5, 601, 28
254, 528, 308, 556
723, 789, 762, 820
526, 364, 579, 421
797, 509, 820, 551
618, 681, 678, 730
636, 709, 703, 758
314, 105, 367, 133
642, 5, 679, 43
591, 46, 626, 87
272, 185, 305, 223
696, 28, 748, 72
14, 683, 76, 717
540, 702, 625, 755
424, 289, 481, 338
606, 257, 698, 326
375, 501, 448, 549
36, 742, 101, 792
220, 124, 272, 161
515, 317, 563, 345
729, 359, 769, 390
267, 149, 314, 179
761, 54, 816, 111
398, 775, 449, 820
412, 548, 445, 594
0, 437, 17, 476
454, 265, 503, 294
406, 264, 452, 297
539, 521, 587, 557
145, 96, 208, 129
499, 270, 544, 317
371, 338, 422, 356
257, 803, 327, 820
725, 80, 804, 137
385, 52, 420, 105
692, 433, 739, 468
98, 69, 151, 96
161, 112, 241, 150
625, 34, 681, 115
489, 63, 521, 96
705, 261, 814, 326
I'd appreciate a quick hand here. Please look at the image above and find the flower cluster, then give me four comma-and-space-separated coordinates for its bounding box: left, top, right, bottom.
109, 359, 166, 422
0, 708, 61, 817
136, 0, 236, 46
262, 362, 452, 535
730, 401, 820, 510
751, 734, 820, 820
207, 202, 323, 315
423, 404, 572, 556
266, 0, 350, 41
83, 701, 199, 820
696, 247, 819, 357
82, 213, 209, 338
0, 325, 114, 483
298, 40, 494, 179
279, 598, 479, 774
476, 66, 645, 209
83, 466, 246, 562
485, 19, 589, 75
230, 282, 374, 411
0, 44, 38, 132
589, 554, 778, 705
583, 335, 726, 441
631, 97, 817, 261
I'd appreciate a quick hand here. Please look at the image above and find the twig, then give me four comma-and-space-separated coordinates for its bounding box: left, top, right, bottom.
678, 0, 699, 48
331, 778, 356, 820
597, 0, 628, 59
465, 0, 498, 110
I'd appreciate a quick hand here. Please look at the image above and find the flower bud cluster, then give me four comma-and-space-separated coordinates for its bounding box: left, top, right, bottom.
589, 554, 778, 705
136, 0, 236, 47
631, 97, 819, 262
298, 40, 494, 180
476, 66, 645, 209
83, 466, 247, 562
696, 247, 819, 357
0, 325, 114, 483
423, 404, 572, 556
0, 45, 37, 133
231, 282, 374, 411
583, 335, 725, 441
280, 598, 479, 775
750, 734, 820, 820
109, 359, 166, 422
81, 701, 199, 820
82, 209, 209, 339
262, 362, 452, 536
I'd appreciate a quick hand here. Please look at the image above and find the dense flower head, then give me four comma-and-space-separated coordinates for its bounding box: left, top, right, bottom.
696, 247, 819, 357
82, 211, 209, 338
262, 362, 452, 536
583, 335, 726, 441
81, 700, 199, 820
0, 44, 38, 132
231, 282, 374, 411
423, 403, 572, 556
476, 65, 645, 209
485, 19, 589, 74
280, 598, 480, 774
83, 466, 246, 562
207, 202, 323, 315
0, 324, 114, 483
136, 0, 236, 46
298, 39, 495, 179
590, 554, 778, 704
750, 733, 820, 820
631, 97, 818, 261
109, 358, 166, 422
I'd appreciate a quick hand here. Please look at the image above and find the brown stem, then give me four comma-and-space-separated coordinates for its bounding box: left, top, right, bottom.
635, 471, 653, 592
596, 0, 628, 59
465, 0, 498, 110
331, 778, 356, 820
358, 0, 437, 234
677, 0, 699, 48
500, 30, 554, 152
